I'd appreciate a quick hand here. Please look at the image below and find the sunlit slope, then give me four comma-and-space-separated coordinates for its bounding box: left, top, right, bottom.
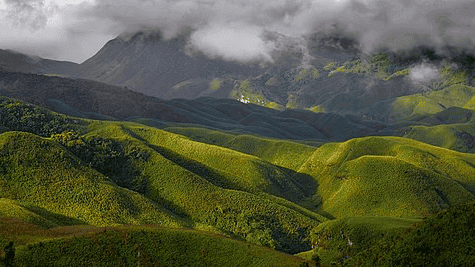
0, 222, 313, 267
161, 126, 320, 171
0, 131, 186, 227
299, 136, 475, 218
401, 107, 475, 153
391, 64, 475, 118
50, 121, 326, 252
392, 84, 475, 118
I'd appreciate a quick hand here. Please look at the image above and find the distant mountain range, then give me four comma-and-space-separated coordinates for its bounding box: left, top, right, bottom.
2, 30, 474, 122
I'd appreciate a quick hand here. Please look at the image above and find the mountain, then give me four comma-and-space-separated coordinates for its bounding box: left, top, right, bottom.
77, 30, 264, 99
3, 30, 475, 123
0, 49, 79, 77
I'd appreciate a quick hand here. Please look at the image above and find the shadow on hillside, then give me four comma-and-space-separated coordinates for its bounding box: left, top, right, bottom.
121, 126, 333, 221
121, 126, 249, 191
20, 204, 88, 227
253, 162, 319, 205
151, 144, 248, 191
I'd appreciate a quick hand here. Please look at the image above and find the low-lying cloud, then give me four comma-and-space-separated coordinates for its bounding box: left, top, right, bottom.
1, 0, 475, 63
410, 63, 439, 83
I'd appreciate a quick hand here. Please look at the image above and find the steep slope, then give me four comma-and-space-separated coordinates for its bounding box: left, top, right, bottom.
307, 216, 421, 265
78, 30, 263, 98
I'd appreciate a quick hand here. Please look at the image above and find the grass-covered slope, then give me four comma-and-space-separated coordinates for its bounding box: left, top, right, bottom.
2, 93, 475, 264
0, 97, 327, 253
0, 131, 185, 227
401, 107, 475, 153
0, 221, 312, 267
80, 121, 325, 253
299, 136, 475, 218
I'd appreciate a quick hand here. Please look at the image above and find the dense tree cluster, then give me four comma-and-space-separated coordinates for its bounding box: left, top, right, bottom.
51, 131, 150, 195
0, 97, 83, 137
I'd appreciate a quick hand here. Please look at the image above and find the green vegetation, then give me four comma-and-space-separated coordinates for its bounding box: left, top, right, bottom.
210, 79, 223, 91
309, 216, 420, 266
294, 67, 320, 82
345, 200, 475, 266
0, 97, 86, 137
299, 136, 475, 218
305, 105, 325, 113
325, 53, 412, 80
230, 80, 284, 110
2, 84, 475, 265
324, 62, 337, 71
0, 222, 312, 267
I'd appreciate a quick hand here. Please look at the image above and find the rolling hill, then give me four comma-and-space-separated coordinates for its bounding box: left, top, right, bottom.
1, 94, 475, 265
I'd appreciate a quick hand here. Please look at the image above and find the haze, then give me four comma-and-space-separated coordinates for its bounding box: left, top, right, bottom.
1, 0, 474, 63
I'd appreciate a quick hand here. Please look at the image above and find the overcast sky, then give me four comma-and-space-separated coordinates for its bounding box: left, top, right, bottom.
1, 0, 474, 64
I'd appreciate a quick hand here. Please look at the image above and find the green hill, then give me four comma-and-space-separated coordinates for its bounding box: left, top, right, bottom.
298, 136, 475, 218
2, 94, 475, 265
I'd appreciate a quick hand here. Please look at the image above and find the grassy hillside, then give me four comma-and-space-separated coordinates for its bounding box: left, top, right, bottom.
299, 136, 475, 218
0, 131, 185, 227
2, 94, 475, 265
0, 221, 313, 267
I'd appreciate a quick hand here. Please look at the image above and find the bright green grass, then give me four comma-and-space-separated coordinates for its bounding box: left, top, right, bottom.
299, 136, 475, 218
404, 123, 475, 152
392, 84, 475, 118
0, 131, 186, 228
73, 121, 326, 252
1, 222, 313, 267
163, 126, 318, 171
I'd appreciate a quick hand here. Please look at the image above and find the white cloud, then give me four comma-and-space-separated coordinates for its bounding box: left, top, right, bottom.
410, 63, 439, 83
189, 23, 275, 63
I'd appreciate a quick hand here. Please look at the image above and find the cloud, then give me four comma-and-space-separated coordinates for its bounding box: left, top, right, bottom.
1, 0, 475, 63
0, 0, 115, 63
410, 63, 439, 83
189, 23, 276, 63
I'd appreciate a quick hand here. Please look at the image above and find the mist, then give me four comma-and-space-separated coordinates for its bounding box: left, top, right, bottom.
1, 0, 475, 63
